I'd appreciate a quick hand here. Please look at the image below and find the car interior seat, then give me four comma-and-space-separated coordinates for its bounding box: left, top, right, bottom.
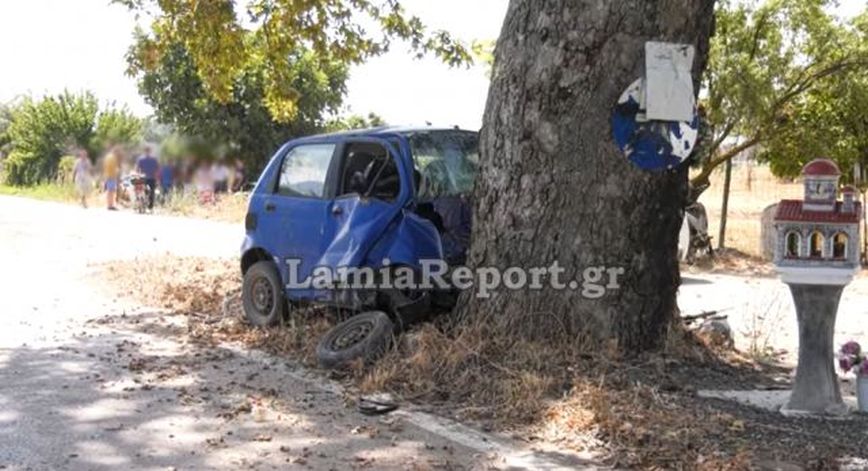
342, 151, 376, 195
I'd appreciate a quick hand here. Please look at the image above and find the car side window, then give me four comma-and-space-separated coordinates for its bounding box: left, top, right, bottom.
276, 144, 336, 198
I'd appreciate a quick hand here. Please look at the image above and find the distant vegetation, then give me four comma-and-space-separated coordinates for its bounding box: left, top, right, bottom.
0, 91, 142, 186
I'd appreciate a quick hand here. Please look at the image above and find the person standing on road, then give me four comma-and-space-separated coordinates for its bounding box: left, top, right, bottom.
103, 147, 121, 211
159, 158, 174, 204
136, 145, 159, 211
232, 159, 245, 192
212, 158, 229, 194
195, 160, 215, 204
72, 149, 93, 208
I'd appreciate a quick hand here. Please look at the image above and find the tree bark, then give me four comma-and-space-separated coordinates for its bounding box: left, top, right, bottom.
689, 133, 760, 197
459, 0, 716, 352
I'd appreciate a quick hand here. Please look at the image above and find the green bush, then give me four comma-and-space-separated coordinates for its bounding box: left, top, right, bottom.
3, 92, 97, 185
3, 91, 142, 186
57, 155, 77, 184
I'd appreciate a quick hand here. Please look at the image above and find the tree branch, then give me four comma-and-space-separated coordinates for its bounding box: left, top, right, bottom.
691, 134, 762, 188
694, 56, 868, 191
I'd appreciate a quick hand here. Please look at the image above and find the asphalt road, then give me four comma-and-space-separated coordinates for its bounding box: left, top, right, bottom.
0, 196, 598, 471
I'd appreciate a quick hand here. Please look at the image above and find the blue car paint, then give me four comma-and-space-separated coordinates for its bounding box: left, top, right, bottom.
243, 128, 453, 303
364, 210, 444, 267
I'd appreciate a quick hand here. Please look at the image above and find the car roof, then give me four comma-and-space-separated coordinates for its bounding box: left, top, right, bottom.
289, 125, 477, 144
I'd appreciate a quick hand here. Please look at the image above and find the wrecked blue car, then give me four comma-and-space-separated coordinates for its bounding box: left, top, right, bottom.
241, 126, 477, 366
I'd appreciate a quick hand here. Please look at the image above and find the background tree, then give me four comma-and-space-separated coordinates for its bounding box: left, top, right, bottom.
691, 0, 867, 196
141, 117, 174, 144
2, 91, 142, 185
324, 112, 387, 132
92, 107, 144, 154
129, 38, 348, 170
116, 0, 470, 122
471, 39, 496, 78
756, 12, 868, 183
0, 103, 13, 156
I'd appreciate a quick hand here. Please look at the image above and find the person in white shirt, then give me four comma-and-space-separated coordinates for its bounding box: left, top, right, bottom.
212, 160, 229, 193
72, 150, 93, 208
194, 161, 215, 204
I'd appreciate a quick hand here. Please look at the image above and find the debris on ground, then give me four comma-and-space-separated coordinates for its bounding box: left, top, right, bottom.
97, 254, 868, 470
697, 318, 735, 349
684, 248, 777, 277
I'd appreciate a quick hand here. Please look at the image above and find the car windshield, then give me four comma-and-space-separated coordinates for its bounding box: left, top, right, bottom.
404, 130, 478, 198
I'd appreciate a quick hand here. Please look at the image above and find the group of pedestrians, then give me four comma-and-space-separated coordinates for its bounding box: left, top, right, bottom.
70, 145, 246, 211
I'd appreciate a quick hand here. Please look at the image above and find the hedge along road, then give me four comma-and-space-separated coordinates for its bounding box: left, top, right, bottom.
0, 195, 600, 471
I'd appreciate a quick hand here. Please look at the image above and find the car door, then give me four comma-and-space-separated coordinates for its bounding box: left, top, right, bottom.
314, 137, 413, 276
257, 141, 340, 297
257, 137, 411, 301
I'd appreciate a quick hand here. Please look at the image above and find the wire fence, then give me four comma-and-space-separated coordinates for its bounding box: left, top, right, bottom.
698, 162, 866, 259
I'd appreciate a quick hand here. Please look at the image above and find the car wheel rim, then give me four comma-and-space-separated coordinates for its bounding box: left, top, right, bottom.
331, 320, 375, 351
251, 277, 274, 314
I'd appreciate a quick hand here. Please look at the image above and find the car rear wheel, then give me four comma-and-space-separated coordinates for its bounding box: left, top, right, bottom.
242, 260, 286, 327
316, 311, 394, 368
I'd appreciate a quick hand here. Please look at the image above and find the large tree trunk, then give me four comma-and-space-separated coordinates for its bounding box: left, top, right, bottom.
459, 0, 716, 352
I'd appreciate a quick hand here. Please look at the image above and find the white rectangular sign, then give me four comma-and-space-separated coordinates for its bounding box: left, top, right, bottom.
645, 41, 695, 122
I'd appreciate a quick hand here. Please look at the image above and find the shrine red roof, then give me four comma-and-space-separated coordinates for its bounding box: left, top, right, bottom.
841, 185, 857, 194
802, 159, 841, 176
774, 200, 861, 224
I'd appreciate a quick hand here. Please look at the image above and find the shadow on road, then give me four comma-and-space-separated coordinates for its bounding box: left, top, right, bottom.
0, 311, 488, 470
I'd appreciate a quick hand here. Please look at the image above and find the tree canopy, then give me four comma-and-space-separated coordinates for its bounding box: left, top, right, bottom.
325, 112, 387, 132
116, 0, 471, 122
2, 92, 142, 185
756, 11, 868, 184
130, 36, 349, 170
0, 103, 12, 156
692, 0, 868, 194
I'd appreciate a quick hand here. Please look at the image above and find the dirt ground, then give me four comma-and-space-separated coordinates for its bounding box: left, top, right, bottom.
4, 189, 868, 470
95, 254, 868, 469
695, 163, 868, 259
695, 163, 801, 257
1, 196, 588, 470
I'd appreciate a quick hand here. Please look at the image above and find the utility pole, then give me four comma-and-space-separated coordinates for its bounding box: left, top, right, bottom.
718, 158, 733, 250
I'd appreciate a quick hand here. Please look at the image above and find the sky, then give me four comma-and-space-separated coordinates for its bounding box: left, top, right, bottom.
0, 0, 863, 131
0, 0, 507, 131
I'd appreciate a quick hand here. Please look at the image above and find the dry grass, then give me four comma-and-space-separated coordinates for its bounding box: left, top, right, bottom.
97, 254, 867, 470
94, 255, 333, 366
0, 181, 249, 223
696, 164, 802, 257
159, 191, 248, 223
99, 256, 240, 313
97, 255, 765, 468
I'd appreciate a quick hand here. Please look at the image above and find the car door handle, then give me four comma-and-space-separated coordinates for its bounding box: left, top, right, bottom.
331, 206, 343, 216
264, 202, 276, 212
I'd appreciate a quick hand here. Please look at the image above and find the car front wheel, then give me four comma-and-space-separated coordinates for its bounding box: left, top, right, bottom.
242, 260, 286, 327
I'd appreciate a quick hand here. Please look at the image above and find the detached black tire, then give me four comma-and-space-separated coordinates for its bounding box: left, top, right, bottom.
242, 260, 286, 327
316, 311, 394, 368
